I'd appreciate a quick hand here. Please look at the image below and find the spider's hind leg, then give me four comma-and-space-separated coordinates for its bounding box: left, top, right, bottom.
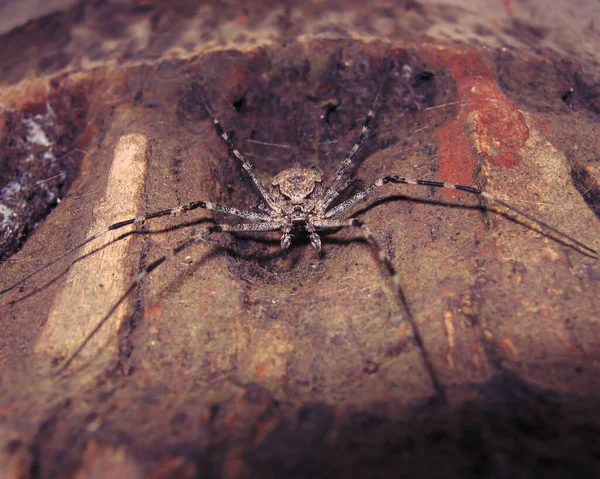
314, 217, 447, 403
55, 220, 284, 374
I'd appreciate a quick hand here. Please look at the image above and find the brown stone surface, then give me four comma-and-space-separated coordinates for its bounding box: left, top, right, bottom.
0, 1, 599, 477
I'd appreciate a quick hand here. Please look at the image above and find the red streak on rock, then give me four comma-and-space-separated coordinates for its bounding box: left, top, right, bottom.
434, 120, 476, 200
234, 15, 248, 27
428, 48, 530, 199
472, 88, 529, 168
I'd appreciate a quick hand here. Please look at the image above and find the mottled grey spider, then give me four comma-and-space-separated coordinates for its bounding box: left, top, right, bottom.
1, 87, 597, 378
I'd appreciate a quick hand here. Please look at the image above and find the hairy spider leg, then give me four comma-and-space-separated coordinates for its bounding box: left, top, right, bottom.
55, 220, 284, 374
324, 176, 598, 258
319, 175, 358, 212
313, 216, 447, 402
54, 229, 209, 373
319, 89, 381, 211
209, 222, 283, 233
198, 93, 280, 212
0, 232, 110, 296
0, 200, 270, 296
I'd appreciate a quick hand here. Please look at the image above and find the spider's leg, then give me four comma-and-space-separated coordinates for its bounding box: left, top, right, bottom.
210, 221, 282, 233
0, 231, 109, 297
324, 178, 387, 219
211, 220, 290, 247
324, 176, 598, 258
54, 227, 216, 374
55, 220, 283, 374
318, 175, 358, 211
0, 201, 270, 296
314, 216, 447, 402
109, 201, 271, 230
199, 95, 279, 211
319, 91, 380, 211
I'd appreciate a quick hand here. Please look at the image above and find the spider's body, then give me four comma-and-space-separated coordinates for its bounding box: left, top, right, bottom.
272, 166, 323, 205
269, 167, 325, 250
205, 103, 375, 254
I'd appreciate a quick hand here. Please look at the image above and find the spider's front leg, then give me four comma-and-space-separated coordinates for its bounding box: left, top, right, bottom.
323, 176, 598, 258
0, 200, 273, 296
55, 219, 284, 374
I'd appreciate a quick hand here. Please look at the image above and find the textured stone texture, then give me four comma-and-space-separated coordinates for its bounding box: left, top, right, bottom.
0, 1, 599, 477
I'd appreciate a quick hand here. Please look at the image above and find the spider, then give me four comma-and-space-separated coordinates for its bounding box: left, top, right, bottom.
1, 85, 597, 380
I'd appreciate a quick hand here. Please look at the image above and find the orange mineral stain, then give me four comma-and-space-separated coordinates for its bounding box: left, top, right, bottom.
428, 48, 530, 199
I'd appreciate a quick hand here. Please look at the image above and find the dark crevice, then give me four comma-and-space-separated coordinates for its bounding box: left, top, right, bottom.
571, 162, 600, 220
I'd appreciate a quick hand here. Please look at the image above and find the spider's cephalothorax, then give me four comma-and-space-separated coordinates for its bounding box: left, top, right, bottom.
271, 167, 323, 205
271, 167, 324, 251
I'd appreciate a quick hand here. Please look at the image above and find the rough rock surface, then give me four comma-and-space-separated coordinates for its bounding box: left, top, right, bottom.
0, 1, 599, 477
